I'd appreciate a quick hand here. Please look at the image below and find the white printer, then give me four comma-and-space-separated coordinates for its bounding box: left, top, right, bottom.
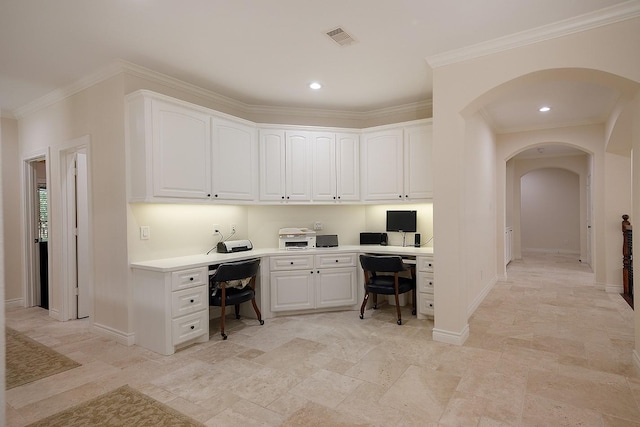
278, 227, 316, 250
216, 239, 253, 253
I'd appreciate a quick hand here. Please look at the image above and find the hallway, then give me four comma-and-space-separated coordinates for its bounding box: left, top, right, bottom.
5, 253, 639, 426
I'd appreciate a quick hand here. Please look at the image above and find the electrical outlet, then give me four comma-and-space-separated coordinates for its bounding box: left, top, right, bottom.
212, 224, 220, 235
313, 222, 323, 231
230, 224, 237, 234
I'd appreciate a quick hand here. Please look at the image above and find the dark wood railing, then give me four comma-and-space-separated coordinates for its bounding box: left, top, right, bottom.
622, 214, 633, 308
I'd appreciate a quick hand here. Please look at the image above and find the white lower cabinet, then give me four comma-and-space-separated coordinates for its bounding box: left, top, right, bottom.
133, 266, 209, 355
270, 253, 357, 312
416, 255, 434, 319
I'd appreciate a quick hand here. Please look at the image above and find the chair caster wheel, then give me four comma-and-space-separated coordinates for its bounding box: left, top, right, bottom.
221, 333, 227, 340
412, 309, 416, 315
359, 314, 363, 319
397, 319, 402, 325
236, 315, 241, 320
373, 305, 378, 310
259, 320, 264, 325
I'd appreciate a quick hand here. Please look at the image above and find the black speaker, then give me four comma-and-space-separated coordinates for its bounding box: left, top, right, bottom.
360, 232, 388, 245
414, 233, 420, 247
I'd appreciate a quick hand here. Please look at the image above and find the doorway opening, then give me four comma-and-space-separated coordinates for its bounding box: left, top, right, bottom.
25, 157, 49, 309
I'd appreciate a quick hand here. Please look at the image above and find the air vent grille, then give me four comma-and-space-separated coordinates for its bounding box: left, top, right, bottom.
326, 27, 356, 46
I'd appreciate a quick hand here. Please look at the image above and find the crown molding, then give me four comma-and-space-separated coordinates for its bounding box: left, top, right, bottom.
13, 59, 431, 123
13, 62, 124, 119
426, 0, 640, 68
1, 109, 16, 120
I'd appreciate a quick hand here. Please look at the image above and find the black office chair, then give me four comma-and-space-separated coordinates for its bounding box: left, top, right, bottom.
209, 258, 263, 339
359, 254, 416, 325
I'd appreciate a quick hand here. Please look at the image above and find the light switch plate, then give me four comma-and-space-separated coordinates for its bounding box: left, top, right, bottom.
140, 226, 150, 240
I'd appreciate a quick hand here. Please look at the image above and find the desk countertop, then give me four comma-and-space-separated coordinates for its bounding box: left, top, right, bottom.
130, 245, 434, 272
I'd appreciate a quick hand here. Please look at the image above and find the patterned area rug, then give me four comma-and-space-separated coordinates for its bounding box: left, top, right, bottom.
27, 385, 205, 427
5, 327, 80, 389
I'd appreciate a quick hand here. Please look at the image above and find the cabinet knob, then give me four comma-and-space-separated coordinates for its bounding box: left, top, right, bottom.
429, 281, 433, 286
398, 195, 402, 198
338, 196, 341, 199
214, 194, 218, 198
190, 325, 195, 330
290, 261, 294, 265
405, 195, 409, 198
189, 277, 194, 281
310, 271, 314, 274
190, 299, 194, 303
335, 259, 339, 263
333, 196, 336, 200
281, 196, 285, 199
286, 196, 290, 199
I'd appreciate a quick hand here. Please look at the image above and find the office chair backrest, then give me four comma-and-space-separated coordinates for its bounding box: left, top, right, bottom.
211, 258, 260, 283
359, 254, 405, 274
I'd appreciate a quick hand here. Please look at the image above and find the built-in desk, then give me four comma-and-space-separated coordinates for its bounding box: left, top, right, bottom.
131, 245, 433, 355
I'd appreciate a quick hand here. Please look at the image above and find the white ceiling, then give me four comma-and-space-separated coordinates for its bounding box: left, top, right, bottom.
1, 0, 638, 133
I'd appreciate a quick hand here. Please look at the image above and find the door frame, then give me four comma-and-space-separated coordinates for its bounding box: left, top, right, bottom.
60, 136, 93, 321
22, 150, 50, 310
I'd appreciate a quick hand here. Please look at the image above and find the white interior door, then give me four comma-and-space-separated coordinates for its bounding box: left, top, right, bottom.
75, 150, 90, 318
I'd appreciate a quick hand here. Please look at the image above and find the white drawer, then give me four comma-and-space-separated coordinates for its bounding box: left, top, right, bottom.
172, 310, 208, 345
172, 285, 208, 318
418, 293, 434, 316
315, 253, 356, 268
418, 257, 434, 273
417, 272, 434, 294
270, 255, 314, 271
171, 267, 208, 291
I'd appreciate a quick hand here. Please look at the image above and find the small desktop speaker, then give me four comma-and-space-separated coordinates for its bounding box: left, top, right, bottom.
414, 233, 421, 247
360, 232, 388, 245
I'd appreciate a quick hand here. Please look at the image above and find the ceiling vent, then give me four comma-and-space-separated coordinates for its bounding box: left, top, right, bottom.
325, 27, 356, 46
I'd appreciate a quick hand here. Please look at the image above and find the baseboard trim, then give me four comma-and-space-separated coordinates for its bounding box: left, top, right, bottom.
605, 283, 623, 294
468, 275, 498, 318
433, 324, 470, 346
5, 298, 24, 308
92, 322, 135, 347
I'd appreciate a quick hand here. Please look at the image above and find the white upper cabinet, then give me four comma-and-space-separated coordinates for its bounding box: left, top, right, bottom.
312, 132, 360, 202
211, 117, 258, 201
259, 129, 312, 202
361, 129, 404, 201
404, 123, 433, 200
361, 122, 432, 202
286, 131, 313, 201
151, 99, 212, 199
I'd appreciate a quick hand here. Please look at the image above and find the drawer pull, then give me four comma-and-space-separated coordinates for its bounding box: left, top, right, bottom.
190, 325, 195, 330
190, 299, 194, 303
290, 261, 294, 265
335, 259, 339, 263
428, 303, 434, 308
429, 281, 433, 286
189, 277, 194, 281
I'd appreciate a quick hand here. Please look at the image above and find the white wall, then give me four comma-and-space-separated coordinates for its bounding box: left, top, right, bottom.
127, 202, 434, 262
520, 168, 580, 254
1, 118, 22, 303
18, 75, 131, 337
432, 16, 640, 345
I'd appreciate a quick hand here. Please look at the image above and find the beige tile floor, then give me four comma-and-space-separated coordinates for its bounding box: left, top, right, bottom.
5, 252, 640, 426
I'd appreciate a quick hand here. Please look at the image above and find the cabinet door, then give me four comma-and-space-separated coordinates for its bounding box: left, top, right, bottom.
404, 124, 433, 199
259, 130, 286, 201
286, 131, 312, 201
270, 270, 315, 311
151, 100, 211, 199
311, 132, 337, 202
211, 118, 257, 201
336, 133, 360, 201
316, 267, 357, 308
361, 129, 404, 201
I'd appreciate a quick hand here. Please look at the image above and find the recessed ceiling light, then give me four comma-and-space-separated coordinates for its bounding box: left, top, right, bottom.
539, 106, 551, 112
309, 82, 322, 90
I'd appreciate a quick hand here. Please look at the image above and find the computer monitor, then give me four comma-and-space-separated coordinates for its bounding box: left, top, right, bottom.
386, 210, 417, 233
